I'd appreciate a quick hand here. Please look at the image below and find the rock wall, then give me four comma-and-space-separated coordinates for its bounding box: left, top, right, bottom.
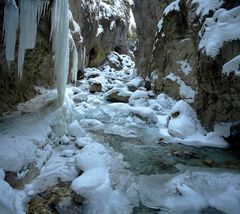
132, 0, 173, 77
0, 0, 130, 115
133, 0, 240, 128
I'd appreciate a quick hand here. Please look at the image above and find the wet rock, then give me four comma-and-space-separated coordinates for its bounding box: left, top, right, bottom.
144, 79, 151, 91
224, 123, 240, 150
5, 162, 39, 190
127, 77, 144, 92
27, 181, 84, 214
171, 150, 199, 159
73, 92, 88, 103
171, 111, 180, 118
77, 69, 84, 80
203, 160, 214, 167
89, 82, 102, 93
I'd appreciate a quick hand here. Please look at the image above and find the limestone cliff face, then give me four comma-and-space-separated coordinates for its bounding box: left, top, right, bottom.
133, 0, 240, 127
0, 0, 130, 114
69, 0, 130, 67
132, 0, 173, 77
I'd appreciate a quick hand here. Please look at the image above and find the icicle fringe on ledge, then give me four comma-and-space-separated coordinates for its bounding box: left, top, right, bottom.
2, 0, 79, 105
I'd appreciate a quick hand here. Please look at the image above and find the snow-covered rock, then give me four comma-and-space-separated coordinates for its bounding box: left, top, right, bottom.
75, 143, 110, 171
73, 92, 88, 103
199, 6, 240, 57
106, 88, 132, 103
75, 137, 93, 148
168, 100, 205, 139
68, 120, 86, 137
0, 137, 37, 172
60, 135, 70, 145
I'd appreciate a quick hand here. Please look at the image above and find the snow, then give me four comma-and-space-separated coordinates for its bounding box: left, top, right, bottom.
199, 6, 240, 57
75, 136, 94, 148
73, 92, 88, 102
72, 140, 130, 213
156, 93, 176, 109
192, 0, 224, 17
0, 179, 15, 214
96, 24, 104, 36
157, 18, 163, 32
127, 77, 144, 89
177, 60, 192, 75
163, 0, 180, 16
159, 100, 229, 148
3, 0, 19, 68
0, 89, 58, 172
137, 166, 240, 214
165, 72, 196, 103
0, 137, 36, 172
68, 120, 86, 137
222, 55, 240, 76
168, 100, 205, 139
60, 135, 70, 145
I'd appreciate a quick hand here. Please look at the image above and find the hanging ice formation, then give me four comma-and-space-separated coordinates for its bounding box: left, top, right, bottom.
51, 0, 70, 104
18, 0, 49, 79
3, 0, 19, 69
3, 0, 79, 105
69, 10, 84, 82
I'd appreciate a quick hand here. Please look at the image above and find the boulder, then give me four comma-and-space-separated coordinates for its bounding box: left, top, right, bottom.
106, 88, 132, 103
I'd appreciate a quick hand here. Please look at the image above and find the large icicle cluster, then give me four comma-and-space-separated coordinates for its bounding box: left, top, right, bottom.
3, 0, 79, 105
3, 0, 19, 68
18, 0, 49, 78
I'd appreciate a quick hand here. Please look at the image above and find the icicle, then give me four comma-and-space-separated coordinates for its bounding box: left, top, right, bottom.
17, 0, 48, 78
69, 28, 78, 82
3, 0, 19, 68
51, 0, 70, 104
71, 45, 78, 82
79, 45, 86, 70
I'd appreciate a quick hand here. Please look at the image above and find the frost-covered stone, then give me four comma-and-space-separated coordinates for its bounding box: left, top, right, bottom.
60, 135, 70, 145
75, 137, 93, 148
79, 119, 104, 131
75, 143, 110, 171
60, 150, 75, 158
73, 92, 88, 103
68, 120, 86, 137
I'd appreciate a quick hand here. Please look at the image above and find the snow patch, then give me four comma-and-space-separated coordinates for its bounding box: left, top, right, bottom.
199, 6, 240, 57
222, 55, 240, 76
163, 0, 180, 15
165, 72, 196, 103
192, 0, 224, 17
177, 60, 192, 75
